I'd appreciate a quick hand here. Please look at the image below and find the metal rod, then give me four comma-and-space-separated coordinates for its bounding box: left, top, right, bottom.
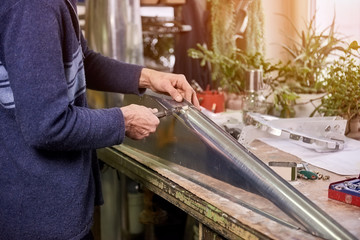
180, 105, 356, 240
149, 92, 356, 240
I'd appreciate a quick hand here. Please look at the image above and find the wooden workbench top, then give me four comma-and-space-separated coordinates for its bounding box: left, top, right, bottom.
249, 140, 359, 238
99, 140, 359, 239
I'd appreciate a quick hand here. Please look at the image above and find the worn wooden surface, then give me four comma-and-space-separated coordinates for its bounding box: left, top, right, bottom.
249, 140, 360, 238
97, 140, 359, 240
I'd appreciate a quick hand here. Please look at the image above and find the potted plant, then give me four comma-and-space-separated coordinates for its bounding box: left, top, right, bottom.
312, 41, 360, 138
188, 44, 268, 93
188, 42, 277, 111
187, 0, 272, 111
267, 14, 346, 117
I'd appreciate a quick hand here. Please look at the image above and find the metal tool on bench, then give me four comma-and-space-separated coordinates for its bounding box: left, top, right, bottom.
240, 112, 347, 152
123, 90, 356, 240
297, 163, 318, 180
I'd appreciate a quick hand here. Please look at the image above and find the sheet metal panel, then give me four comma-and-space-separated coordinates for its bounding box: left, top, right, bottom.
122, 91, 356, 240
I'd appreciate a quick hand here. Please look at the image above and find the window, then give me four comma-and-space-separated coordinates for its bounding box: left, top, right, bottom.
312, 0, 360, 44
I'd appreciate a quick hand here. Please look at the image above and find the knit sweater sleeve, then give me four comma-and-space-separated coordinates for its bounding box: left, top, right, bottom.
81, 36, 145, 94
3, 1, 128, 150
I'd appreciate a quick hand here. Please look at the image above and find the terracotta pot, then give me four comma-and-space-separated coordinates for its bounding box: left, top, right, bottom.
197, 91, 225, 113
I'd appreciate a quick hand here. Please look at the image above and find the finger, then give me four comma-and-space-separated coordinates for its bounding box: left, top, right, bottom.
192, 92, 201, 109
150, 108, 159, 114
183, 88, 194, 103
144, 108, 160, 123
175, 75, 198, 104
141, 129, 150, 137
135, 129, 150, 140
165, 84, 183, 102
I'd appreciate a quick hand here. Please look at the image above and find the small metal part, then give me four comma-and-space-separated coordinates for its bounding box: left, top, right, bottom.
154, 107, 181, 118
191, 80, 204, 92
334, 185, 344, 190
298, 173, 308, 179
290, 133, 301, 140
269, 161, 297, 167
211, 103, 217, 112
302, 163, 310, 171
347, 184, 357, 190
154, 110, 172, 118
224, 126, 242, 140
303, 137, 313, 144
323, 175, 330, 180
269, 161, 297, 181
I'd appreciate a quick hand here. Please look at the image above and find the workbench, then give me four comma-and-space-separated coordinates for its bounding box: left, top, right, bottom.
97, 140, 360, 240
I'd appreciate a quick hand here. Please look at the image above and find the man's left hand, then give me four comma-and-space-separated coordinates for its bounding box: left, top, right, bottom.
139, 68, 200, 109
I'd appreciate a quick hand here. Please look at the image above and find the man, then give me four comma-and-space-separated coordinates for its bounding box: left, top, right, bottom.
0, 0, 199, 239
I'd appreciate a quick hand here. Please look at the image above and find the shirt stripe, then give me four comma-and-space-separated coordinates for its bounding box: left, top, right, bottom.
1, 44, 86, 110
0, 61, 15, 109
64, 45, 86, 104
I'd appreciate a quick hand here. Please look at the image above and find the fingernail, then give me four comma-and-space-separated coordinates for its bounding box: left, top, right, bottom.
175, 95, 182, 101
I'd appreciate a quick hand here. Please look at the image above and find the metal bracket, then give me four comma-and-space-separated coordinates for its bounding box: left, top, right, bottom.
240, 112, 347, 152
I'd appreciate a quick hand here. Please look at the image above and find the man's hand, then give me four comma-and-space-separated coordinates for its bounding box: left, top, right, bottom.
121, 104, 160, 140
139, 68, 200, 109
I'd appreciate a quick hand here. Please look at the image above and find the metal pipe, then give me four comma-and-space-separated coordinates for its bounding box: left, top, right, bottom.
184, 107, 355, 239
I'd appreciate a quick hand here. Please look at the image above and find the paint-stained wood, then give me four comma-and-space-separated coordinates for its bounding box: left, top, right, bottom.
97, 140, 359, 239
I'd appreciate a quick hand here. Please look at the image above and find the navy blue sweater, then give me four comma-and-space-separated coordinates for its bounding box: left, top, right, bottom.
0, 0, 143, 239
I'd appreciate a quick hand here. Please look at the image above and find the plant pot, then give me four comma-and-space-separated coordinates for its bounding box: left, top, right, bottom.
224, 92, 245, 110
346, 116, 360, 140
293, 93, 325, 118
197, 91, 225, 113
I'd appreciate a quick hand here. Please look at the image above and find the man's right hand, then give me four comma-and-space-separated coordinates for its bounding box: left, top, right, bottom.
120, 104, 160, 140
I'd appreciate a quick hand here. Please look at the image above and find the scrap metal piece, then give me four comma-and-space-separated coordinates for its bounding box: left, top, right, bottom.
241, 112, 346, 152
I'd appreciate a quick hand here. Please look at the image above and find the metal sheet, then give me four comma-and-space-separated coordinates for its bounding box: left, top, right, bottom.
123, 91, 356, 240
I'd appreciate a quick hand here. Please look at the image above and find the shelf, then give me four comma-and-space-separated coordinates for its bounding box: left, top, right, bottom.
141, 0, 186, 6
142, 16, 191, 35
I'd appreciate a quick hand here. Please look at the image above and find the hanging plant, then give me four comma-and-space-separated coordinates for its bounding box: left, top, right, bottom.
245, 0, 265, 55
187, 0, 270, 94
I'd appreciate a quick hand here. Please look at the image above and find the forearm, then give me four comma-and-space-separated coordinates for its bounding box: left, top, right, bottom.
81, 37, 145, 94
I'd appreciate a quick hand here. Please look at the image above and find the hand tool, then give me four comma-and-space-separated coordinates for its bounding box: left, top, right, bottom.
154, 107, 182, 118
